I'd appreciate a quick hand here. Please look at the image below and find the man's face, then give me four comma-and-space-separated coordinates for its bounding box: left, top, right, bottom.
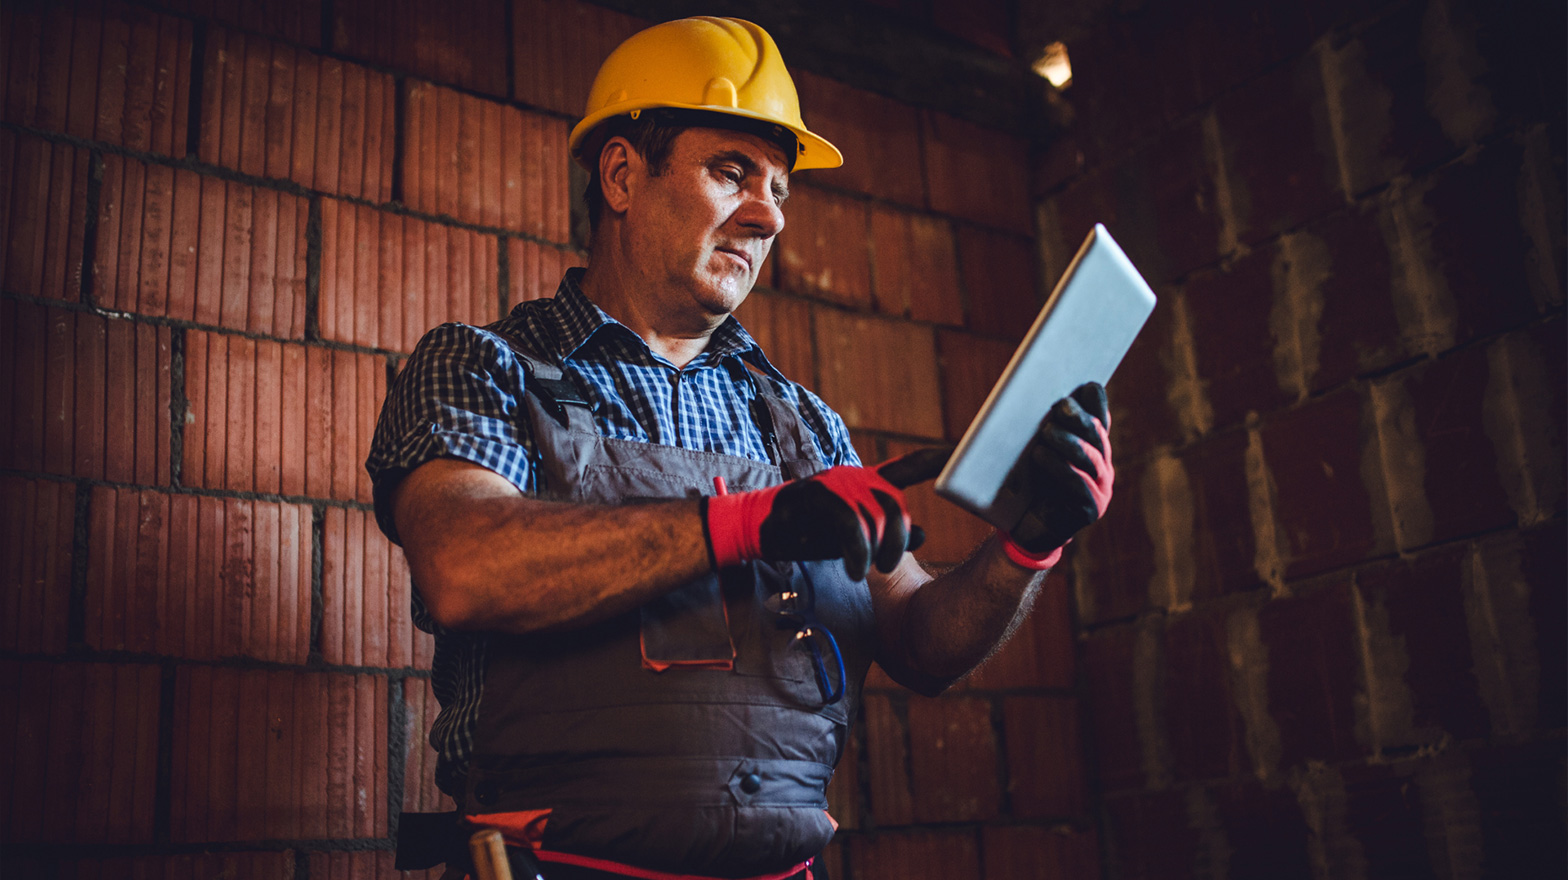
623, 127, 790, 320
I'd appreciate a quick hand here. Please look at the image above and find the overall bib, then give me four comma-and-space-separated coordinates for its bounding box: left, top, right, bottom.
462, 348, 876, 877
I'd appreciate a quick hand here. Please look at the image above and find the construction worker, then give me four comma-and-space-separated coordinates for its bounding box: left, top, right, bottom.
369, 17, 1114, 880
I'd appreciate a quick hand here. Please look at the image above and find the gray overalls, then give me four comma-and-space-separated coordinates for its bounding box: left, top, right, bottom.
461, 347, 876, 877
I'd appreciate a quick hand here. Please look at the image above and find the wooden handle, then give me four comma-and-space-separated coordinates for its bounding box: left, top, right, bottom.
468, 828, 514, 880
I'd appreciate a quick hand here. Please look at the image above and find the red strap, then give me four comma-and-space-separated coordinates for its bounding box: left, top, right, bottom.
533, 849, 810, 880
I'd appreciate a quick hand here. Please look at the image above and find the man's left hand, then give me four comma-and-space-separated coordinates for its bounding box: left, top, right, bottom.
1000, 382, 1115, 570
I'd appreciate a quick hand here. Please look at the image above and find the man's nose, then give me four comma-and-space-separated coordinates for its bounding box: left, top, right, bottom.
735, 192, 786, 239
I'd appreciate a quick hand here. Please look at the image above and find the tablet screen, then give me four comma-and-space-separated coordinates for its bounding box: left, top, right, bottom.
933, 224, 1157, 530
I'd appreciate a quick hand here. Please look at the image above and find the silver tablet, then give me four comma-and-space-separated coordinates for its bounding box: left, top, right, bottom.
933, 223, 1156, 529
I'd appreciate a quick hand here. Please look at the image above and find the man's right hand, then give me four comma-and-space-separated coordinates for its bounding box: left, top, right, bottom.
702, 449, 950, 581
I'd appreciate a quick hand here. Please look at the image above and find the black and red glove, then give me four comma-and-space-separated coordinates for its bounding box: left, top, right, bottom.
1000, 382, 1115, 570
702, 449, 950, 581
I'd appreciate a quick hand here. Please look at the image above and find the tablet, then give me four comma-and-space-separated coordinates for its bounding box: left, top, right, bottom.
933, 223, 1156, 529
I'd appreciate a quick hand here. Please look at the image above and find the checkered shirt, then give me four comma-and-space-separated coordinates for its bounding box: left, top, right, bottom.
365, 268, 860, 797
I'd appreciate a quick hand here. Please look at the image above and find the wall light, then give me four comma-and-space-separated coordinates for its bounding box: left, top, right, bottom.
1032, 42, 1072, 89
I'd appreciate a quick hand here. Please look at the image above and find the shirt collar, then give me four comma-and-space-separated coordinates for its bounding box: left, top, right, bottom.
540, 268, 788, 382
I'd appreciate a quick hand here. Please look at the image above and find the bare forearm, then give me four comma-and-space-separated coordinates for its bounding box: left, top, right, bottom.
877, 535, 1049, 694
395, 459, 711, 634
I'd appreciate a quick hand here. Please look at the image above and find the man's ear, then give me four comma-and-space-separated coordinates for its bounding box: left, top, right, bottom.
598, 137, 637, 217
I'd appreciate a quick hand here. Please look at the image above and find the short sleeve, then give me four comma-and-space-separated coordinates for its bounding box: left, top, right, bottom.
365, 323, 536, 543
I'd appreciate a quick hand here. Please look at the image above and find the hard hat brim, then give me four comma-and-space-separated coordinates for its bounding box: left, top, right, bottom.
570, 102, 844, 172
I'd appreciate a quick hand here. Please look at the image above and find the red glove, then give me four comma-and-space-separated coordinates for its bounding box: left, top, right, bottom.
1000, 383, 1115, 570
703, 449, 950, 581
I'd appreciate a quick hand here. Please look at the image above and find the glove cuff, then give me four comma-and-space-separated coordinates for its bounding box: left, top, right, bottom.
703, 486, 778, 569
1000, 534, 1064, 571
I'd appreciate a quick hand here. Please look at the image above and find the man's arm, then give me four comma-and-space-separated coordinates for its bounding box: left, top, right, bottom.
867, 382, 1116, 695
393, 457, 713, 633
866, 543, 1048, 697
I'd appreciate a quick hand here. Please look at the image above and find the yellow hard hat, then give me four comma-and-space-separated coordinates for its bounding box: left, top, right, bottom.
569, 16, 843, 172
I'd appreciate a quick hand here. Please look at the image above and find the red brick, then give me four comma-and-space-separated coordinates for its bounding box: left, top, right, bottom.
1212, 54, 1343, 248
308, 850, 419, 880
404, 82, 570, 242
813, 307, 943, 438
793, 70, 926, 207
849, 829, 980, 880
1425, 138, 1559, 345
1338, 761, 1434, 878
99, 162, 308, 333
982, 825, 1100, 880
958, 225, 1039, 341
1162, 608, 1249, 783
172, 668, 388, 842
1510, 523, 1567, 728
1, 1, 192, 156
1001, 696, 1084, 819
1469, 740, 1567, 877
906, 695, 1001, 822
870, 207, 962, 325
1319, 3, 1462, 199
1092, 298, 1178, 458
935, 329, 1013, 442
921, 110, 1031, 234
731, 288, 816, 391
321, 200, 500, 351
823, 724, 860, 831
862, 693, 914, 826
1260, 386, 1392, 579
512, 0, 646, 116
1214, 780, 1315, 880
335, 0, 507, 97
185, 334, 381, 502
1386, 345, 1518, 547
965, 572, 1075, 691
881, 436, 991, 568
0, 131, 89, 302
2, 660, 160, 844
1191, 1, 1318, 108
773, 185, 872, 309
3, 308, 173, 483
1181, 249, 1294, 433
931, 0, 1012, 56
402, 677, 456, 812
0, 477, 73, 654
1081, 624, 1143, 793
1054, 14, 1202, 166
1257, 579, 1362, 765
24, 851, 299, 879
321, 536, 371, 679
1357, 544, 1488, 741
1180, 429, 1266, 598
83, 488, 311, 662
1071, 455, 1157, 626
505, 241, 582, 311
1296, 204, 1406, 391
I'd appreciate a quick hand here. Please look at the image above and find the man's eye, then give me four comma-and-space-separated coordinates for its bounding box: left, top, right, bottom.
717, 166, 743, 183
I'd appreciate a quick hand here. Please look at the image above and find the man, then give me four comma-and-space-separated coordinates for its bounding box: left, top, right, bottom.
369, 17, 1114, 880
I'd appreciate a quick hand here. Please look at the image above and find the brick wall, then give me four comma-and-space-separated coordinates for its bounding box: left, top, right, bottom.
1035, 0, 1565, 877
0, 0, 1086, 876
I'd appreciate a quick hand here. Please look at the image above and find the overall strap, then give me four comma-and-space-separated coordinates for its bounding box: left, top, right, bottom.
730, 359, 831, 480
504, 342, 596, 433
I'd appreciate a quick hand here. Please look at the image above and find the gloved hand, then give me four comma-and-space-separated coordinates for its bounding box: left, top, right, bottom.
1000, 382, 1115, 570
702, 449, 951, 581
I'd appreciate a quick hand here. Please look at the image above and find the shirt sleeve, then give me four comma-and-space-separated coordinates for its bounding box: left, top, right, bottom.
365, 322, 536, 544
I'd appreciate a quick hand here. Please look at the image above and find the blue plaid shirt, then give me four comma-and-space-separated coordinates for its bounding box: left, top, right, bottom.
366, 268, 859, 795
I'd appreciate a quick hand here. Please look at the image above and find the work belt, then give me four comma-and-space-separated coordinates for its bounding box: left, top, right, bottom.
397, 811, 823, 880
